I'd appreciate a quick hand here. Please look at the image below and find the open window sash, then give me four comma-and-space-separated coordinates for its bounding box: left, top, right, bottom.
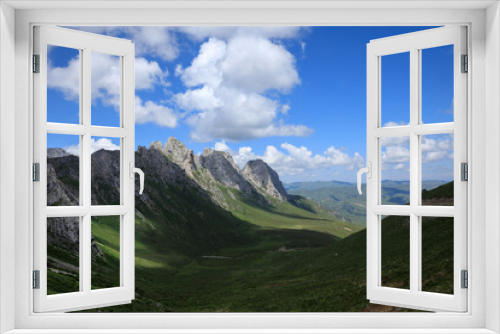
365, 26, 467, 312
33, 26, 136, 312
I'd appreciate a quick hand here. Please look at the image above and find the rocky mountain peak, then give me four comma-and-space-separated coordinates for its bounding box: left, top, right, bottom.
242, 159, 289, 201
202, 148, 241, 173
166, 137, 191, 164
47, 148, 72, 158
198, 148, 255, 196
150, 140, 164, 151
163, 137, 198, 177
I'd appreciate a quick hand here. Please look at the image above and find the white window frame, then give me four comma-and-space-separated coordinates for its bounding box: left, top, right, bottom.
33, 26, 136, 313
366, 26, 468, 312
1, 1, 499, 333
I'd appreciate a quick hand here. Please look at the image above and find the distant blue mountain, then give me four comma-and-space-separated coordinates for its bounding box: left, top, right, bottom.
286, 180, 448, 226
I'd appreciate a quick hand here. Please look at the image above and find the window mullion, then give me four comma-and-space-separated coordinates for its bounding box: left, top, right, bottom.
409, 47, 420, 294
82, 47, 92, 294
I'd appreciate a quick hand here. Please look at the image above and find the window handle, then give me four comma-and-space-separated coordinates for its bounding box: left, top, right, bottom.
357, 162, 371, 195
129, 162, 145, 195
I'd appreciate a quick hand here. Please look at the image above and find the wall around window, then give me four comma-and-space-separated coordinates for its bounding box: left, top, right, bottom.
485, 2, 500, 333
1, 2, 498, 333
0, 2, 16, 333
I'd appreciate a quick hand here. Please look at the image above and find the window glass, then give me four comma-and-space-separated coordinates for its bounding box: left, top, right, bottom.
47, 217, 80, 295
421, 216, 454, 294
381, 136, 410, 205
381, 52, 410, 127
47, 133, 80, 206
91, 52, 121, 127
91, 216, 121, 290
47, 45, 81, 124
421, 134, 454, 206
91, 137, 121, 206
421, 45, 454, 124
381, 215, 410, 290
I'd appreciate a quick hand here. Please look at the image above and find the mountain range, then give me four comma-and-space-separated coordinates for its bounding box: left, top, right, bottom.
285, 180, 448, 226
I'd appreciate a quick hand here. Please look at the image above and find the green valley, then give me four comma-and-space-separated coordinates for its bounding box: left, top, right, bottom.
45, 139, 454, 313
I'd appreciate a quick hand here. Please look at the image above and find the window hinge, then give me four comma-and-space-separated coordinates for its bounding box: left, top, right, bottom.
461, 270, 468, 289
461, 162, 468, 181
33, 163, 40, 182
461, 54, 468, 73
33, 54, 40, 73
33, 270, 40, 289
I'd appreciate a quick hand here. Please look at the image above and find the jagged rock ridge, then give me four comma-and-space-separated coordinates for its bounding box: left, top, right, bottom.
243, 159, 289, 201
46, 138, 291, 261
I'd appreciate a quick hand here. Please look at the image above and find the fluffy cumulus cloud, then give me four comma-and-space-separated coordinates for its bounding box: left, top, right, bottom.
63, 26, 309, 138
214, 141, 364, 176
64, 138, 120, 156
421, 135, 453, 163
70, 26, 179, 61
174, 30, 311, 142
380, 134, 454, 173
47, 50, 177, 128
135, 96, 177, 128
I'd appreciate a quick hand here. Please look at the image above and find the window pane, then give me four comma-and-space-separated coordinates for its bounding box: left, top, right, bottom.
381, 52, 410, 127
380, 136, 410, 205
381, 215, 410, 290
47, 133, 80, 206
91, 52, 121, 127
421, 216, 454, 294
421, 45, 454, 124
47, 45, 80, 124
421, 134, 454, 206
91, 216, 121, 290
47, 217, 80, 295
91, 137, 121, 205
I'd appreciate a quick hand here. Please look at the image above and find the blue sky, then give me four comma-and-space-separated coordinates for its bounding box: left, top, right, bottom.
47, 26, 454, 182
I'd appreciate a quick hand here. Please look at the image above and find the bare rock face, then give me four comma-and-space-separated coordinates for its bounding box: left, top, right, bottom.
47, 217, 103, 258
164, 137, 198, 177
242, 159, 290, 201
47, 148, 72, 158
197, 148, 255, 195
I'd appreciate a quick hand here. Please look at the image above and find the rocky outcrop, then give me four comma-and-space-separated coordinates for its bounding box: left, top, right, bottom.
164, 137, 198, 178
47, 148, 72, 158
197, 148, 255, 195
242, 159, 290, 201
47, 216, 103, 258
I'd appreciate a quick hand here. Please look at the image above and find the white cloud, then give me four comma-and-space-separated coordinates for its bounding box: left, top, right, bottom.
381, 145, 410, 164
174, 86, 221, 112
214, 141, 232, 152
175, 36, 309, 142
178, 26, 304, 41
47, 55, 80, 101
215, 141, 364, 176
70, 26, 179, 61
64, 138, 120, 156
135, 57, 168, 90
383, 121, 409, 127
127, 27, 179, 61
179, 38, 226, 88
135, 96, 178, 128
380, 134, 453, 171
421, 135, 453, 163
47, 52, 174, 127
221, 36, 300, 93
